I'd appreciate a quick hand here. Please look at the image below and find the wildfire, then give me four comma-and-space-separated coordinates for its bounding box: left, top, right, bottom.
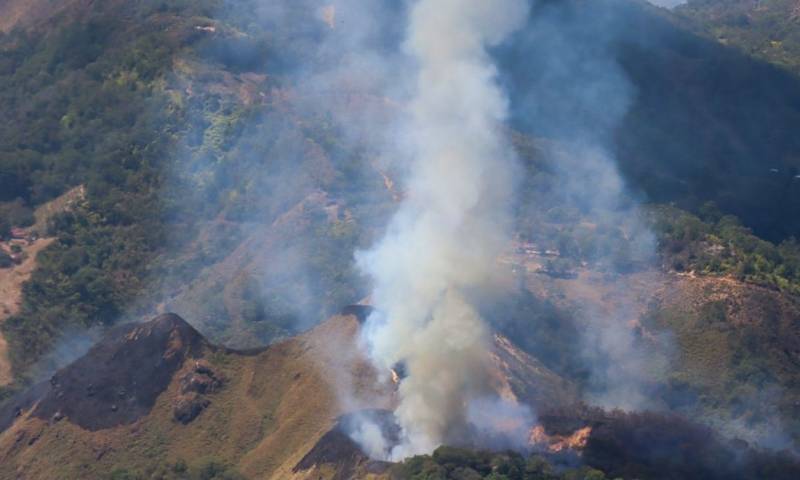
389, 361, 407, 386
320, 5, 336, 29
528, 425, 592, 453
378, 169, 403, 202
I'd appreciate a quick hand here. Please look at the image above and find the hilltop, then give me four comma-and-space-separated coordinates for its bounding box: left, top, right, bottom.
0, 309, 580, 479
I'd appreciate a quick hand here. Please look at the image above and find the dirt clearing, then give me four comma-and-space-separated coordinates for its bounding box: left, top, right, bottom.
0, 237, 55, 385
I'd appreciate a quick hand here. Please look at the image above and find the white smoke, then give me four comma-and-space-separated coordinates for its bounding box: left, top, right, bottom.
646, 0, 686, 8
355, 0, 532, 460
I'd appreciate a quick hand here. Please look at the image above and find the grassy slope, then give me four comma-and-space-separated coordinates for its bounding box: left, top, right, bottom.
0, 314, 378, 479
0, 309, 581, 480
517, 256, 800, 446
647, 274, 800, 443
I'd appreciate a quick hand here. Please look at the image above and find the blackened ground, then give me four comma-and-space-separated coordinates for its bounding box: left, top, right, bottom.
30, 313, 206, 431
340, 305, 375, 324
0, 381, 48, 432
293, 409, 396, 479
541, 406, 800, 480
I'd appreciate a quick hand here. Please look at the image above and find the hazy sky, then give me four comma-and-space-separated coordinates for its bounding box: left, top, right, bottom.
648, 0, 686, 8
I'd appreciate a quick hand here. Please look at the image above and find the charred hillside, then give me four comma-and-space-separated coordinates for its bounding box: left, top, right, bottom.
537, 407, 800, 480
293, 410, 396, 480
0, 314, 207, 432
33, 313, 206, 430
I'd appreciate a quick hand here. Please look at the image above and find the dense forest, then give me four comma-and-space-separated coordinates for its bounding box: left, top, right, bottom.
0, 0, 387, 381
502, 0, 800, 243
0, 0, 215, 377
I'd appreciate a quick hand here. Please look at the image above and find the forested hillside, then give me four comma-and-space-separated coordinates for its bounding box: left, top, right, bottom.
1, 0, 800, 442
0, 0, 385, 383
676, 0, 800, 75
0, 0, 798, 374
503, 0, 800, 243
0, 0, 220, 379
1, 1, 800, 478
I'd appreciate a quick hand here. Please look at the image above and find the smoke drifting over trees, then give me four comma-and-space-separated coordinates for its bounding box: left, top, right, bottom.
5, 0, 800, 473
216, 0, 785, 458
352, 0, 533, 459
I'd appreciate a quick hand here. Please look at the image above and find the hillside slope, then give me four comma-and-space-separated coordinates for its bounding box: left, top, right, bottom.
1, 1, 800, 477
3, 0, 800, 386
509, 254, 800, 448
0, 309, 578, 479
2, 308, 799, 480
676, 0, 800, 74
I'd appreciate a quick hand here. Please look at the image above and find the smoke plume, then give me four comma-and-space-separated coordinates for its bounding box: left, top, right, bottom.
355, 0, 532, 460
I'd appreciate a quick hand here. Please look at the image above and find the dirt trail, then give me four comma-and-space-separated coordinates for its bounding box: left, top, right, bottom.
0, 237, 54, 385
0, 186, 82, 385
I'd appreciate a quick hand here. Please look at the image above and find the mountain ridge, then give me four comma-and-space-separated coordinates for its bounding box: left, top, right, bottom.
0, 308, 579, 479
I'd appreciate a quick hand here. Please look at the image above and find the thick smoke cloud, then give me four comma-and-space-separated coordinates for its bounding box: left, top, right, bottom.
147, 0, 406, 346
354, 0, 533, 459
162, 0, 788, 458
228, 0, 662, 451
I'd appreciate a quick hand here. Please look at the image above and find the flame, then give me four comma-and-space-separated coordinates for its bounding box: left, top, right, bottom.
390, 368, 400, 385
378, 169, 403, 202
528, 425, 591, 453
321, 5, 336, 29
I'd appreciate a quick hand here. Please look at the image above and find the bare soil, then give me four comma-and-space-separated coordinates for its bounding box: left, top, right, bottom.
0, 237, 55, 386
0, 185, 83, 385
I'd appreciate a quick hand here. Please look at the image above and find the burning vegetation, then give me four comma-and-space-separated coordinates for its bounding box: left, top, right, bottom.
528, 425, 592, 454
0, 309, 799, 479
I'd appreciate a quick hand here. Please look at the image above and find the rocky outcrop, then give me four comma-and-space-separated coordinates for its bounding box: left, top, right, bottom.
173, 359, 224, 424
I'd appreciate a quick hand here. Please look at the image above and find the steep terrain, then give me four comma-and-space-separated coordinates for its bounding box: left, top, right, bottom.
0, 186, 84, 385
0, 237, 52, 386
0, 309, 581, 479
506, 250, 800, 448
3, 309, 799, 480
1, 0, 800, 478
0, 311, 371, 479
1, 0, 800, 384
0, 0, 86, 33
503, 0, 800, 243
676, 0, 800, 74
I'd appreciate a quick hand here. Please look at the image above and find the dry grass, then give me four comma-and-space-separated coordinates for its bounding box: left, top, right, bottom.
0, 314, 394, 479
0, 306, 578, 479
